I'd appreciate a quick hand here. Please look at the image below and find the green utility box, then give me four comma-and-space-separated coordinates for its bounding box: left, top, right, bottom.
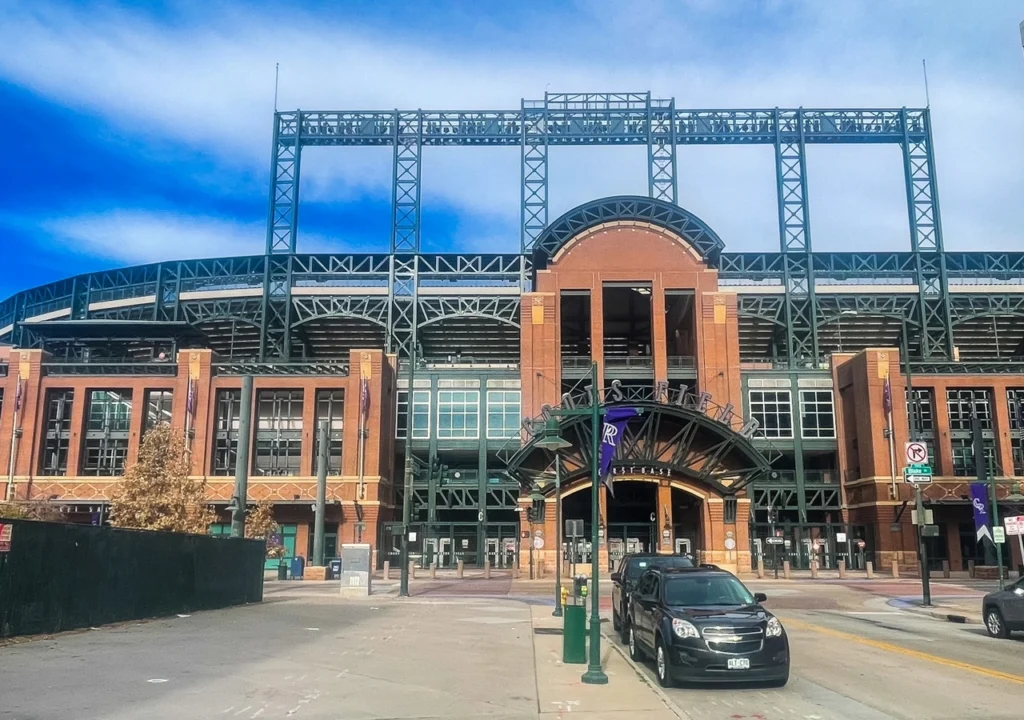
562, 600, 587, 664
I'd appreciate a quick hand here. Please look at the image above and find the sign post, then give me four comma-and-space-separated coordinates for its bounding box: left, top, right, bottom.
1005, 516, 1024, 573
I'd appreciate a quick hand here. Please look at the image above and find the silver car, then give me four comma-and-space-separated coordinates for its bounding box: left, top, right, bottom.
982, 577, 1024, 638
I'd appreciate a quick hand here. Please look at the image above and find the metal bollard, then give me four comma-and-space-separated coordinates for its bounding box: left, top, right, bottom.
383, 560, 390, 580
457, 559, 465, 578
430, 562, 437, 579
865, 561, 874, 579
484, 561, 491, 579
537, 560, 545, 579
942, 560, 950, 579
756, 557, 765, 579
968, 559, 975, 578
782, 560, 791, 579
810, 560, 819, 579
409, 561, 416, 580
891, 560, 900, 578
838, 559, 846, 579
512, 563, 520, 579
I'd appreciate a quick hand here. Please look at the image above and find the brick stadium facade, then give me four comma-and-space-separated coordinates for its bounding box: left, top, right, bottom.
3, 98, 1024, 576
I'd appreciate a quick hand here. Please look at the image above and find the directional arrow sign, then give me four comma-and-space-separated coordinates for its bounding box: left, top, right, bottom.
905, 441, 929, 465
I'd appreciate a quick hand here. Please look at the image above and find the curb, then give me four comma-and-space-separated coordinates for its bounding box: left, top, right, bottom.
601, 631, 693, 720
888, 597, 979, 624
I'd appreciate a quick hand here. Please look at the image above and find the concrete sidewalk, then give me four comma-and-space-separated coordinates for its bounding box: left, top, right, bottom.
530, 606, 686, 719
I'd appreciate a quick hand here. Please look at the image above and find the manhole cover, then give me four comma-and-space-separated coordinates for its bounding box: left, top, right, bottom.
534, 628, 563, 636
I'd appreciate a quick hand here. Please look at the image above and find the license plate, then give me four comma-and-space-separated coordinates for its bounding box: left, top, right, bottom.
727, 658, 750, 670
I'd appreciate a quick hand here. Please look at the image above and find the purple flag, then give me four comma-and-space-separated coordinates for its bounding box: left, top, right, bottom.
882, 373, 892, 416
599, 407, 641, 498
970, 482, 992, 544
14, 378, 24, 412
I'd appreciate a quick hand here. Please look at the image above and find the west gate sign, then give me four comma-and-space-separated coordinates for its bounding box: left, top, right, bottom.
521, 380, 761, 440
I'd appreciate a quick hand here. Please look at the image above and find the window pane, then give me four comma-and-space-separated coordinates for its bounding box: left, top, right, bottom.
40, 389, 74, 476
748, 390, 792, 439
947, 389, 992, 431
253, 390, 304, 476
145, 390, 174, 432
800, 390, 835, 439
486, 390, 522, 440
315, 389, 345, 474
437, 390, 479, 439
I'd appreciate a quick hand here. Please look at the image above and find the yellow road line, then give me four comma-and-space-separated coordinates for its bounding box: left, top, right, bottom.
781, 616, 1024, 686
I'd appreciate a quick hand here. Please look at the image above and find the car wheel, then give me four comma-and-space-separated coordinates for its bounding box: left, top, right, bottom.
985, 607, 1009, 639
655, 638, 673, 688
628, 625, 642, 661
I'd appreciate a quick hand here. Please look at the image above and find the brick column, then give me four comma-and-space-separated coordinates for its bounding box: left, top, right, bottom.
2, 350, 47, 497
519, 293, 559, 418
697, 293, 742, 414
651, 279, 668, 385
176, 350, 214, 476
66, 380, 87, 478
591, 284, 605, 390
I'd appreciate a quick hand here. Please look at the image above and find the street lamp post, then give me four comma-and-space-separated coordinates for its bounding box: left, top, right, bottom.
535, 417, 571, 617
533, 362, 608, 684
581, 362, 608, 685
553, 458, 562, 616
399, 344, 418, 598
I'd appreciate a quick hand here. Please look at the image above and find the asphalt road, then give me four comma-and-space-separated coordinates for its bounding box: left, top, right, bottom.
617, 580, 1024, 720
2, 579, 1022, 720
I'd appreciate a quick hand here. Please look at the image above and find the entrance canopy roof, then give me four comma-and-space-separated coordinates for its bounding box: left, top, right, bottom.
504, 400, 774, 496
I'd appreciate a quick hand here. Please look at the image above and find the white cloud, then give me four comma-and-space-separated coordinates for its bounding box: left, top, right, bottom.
0, 1, 1021, 258
41, 211, 344, 264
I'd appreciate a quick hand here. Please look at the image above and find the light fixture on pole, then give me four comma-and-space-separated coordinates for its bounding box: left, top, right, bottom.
535, 416, 572, 617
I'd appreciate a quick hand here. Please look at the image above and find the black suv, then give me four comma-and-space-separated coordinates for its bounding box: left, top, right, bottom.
625, 566, 789, 687
982, 576, 1024, 638
611, 553, 694, 637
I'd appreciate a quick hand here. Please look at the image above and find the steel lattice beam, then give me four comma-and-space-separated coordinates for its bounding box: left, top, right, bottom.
647, 96, 677, 204
521, 98, 548, 254
902, 108, 953, 360
776, 109, 818, 366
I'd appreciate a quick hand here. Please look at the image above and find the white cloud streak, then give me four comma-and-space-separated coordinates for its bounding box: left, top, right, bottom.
0, 1, 1021, 262
42, 211, 342, 264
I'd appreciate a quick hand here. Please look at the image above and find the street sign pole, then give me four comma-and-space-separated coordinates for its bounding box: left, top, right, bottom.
914, 483, 931, 606
902, 323, 931, 607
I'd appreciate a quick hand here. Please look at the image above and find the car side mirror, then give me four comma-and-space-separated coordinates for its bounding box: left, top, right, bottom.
754, 592, 768, 603
610, 572, 622, 584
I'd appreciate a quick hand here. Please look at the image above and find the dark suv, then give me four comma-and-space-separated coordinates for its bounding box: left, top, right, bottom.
982, 577, 1024, 638
625, 566, 789, 687
611, 553, 694, 637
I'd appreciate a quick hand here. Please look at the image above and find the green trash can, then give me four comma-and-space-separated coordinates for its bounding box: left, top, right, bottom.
562, 599, 587, 664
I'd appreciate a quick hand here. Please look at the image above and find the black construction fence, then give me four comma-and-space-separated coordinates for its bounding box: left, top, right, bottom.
0, 519, 265, 639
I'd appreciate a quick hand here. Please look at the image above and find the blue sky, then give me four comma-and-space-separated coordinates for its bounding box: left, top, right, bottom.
1, 1, 1023, 300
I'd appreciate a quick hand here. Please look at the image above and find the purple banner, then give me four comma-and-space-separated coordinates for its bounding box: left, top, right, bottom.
970, 482, 992, 543
599, 407, 641, 498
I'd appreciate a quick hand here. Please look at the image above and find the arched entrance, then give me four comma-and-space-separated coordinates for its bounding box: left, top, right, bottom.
506, 399, 773, 574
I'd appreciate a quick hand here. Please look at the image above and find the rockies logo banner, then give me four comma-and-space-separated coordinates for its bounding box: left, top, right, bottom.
599, 407, 642, 499
970, 482, 992, 544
